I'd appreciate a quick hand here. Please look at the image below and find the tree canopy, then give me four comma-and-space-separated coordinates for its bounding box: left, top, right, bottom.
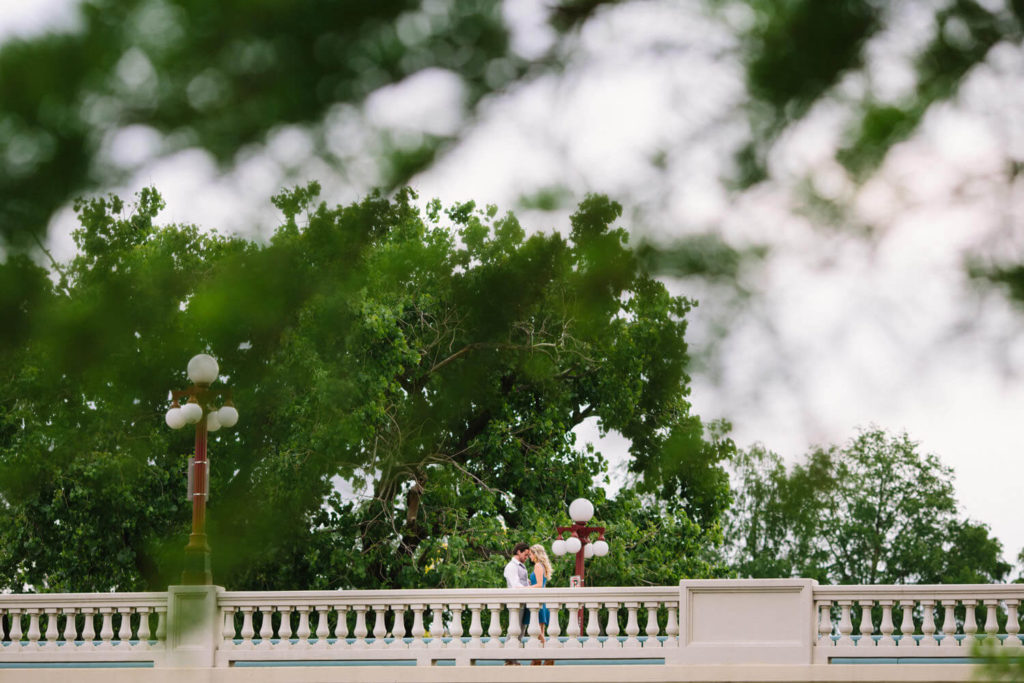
726, 427, 1010, 584
1, 0, 1020, 594
0, 184, 733, 592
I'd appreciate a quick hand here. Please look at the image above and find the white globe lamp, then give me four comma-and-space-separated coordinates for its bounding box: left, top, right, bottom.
592, 539, 609, 557
165, 406, 186, 430
565, 536, 582, 554
206, 411, 221, 432
180, 402, 203, 424
583, 543, 595, 559
187, 354, 219, 386
552, 539, 567, 556
568, 498, 594, 524
217, 404, 239, 428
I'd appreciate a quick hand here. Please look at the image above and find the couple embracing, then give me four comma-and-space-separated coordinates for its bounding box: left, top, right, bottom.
503, 542, 554, 665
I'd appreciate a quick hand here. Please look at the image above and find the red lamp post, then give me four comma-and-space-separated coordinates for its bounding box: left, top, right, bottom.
552, 498, 610, 631
552, 498, 610, 586
165, 354, 239, 585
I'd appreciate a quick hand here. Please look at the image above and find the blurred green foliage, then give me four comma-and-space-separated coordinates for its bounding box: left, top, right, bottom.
0, 0, 525, 250
734, 0, 1023, 185
837, 0, 1022, 179
726, 428, 1010, 584
3, 0, 1022, 250
0, 185, 733, 591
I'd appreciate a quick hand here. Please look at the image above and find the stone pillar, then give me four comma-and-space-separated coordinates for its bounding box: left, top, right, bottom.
671, 578, 818, 665
162, 585, 224, 668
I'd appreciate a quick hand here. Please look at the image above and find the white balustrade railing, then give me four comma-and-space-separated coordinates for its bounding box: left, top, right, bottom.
813, 584, 1024, 663
0, 592, 167, 663
216, 586, 679, 666
4, 581, 1023, 671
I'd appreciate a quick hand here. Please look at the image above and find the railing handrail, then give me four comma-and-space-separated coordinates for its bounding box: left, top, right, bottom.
0, 591, 168, 609
218, 585, 679, 606
814, 584, 1024, 600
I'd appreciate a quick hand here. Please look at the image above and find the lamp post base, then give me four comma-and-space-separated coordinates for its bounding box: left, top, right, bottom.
182, 534, 212, 585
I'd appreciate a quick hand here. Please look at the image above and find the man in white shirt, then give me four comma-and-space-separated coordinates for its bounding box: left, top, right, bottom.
503, 542, 531, 665
504, 542, 531, 588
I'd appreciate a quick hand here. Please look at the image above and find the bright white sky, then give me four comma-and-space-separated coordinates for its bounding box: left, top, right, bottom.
5, 0, 1024, 569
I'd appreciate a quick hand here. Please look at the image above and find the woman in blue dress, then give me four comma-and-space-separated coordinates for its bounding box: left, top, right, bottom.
527, 544, 553, 645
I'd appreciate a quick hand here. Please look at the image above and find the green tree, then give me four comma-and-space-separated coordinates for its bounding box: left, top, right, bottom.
0, 185, 732, 592
726, 427, 1010, 584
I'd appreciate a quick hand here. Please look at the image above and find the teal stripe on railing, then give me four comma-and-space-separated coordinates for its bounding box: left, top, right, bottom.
233, 660, 418, 667
228, 635, 667, 647
0, 662, 154, 669
232, 658, 666, 667
832, 633, 1007, 645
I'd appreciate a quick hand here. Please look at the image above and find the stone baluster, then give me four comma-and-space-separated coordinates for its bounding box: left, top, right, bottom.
154, 606, 167, 647
116, 608, 132, 646
525, 603, 542, 648
623, 602, 641, 649
98, 607, 115, 649
258, 607, 275, 649
59, 608, 76, 644
8, 608, 23, 646
962, 600, 979, 648
564, 602, 582, 648
547, 602, 562, 649
984, 600, 999, 646
898, 600, 917, 648
506, 604, 523, 649
940, 600, 958, 648
137, 607, 152, 648
335, 606, 350, 648
26, 609, 41, 648
858, 600, 874, 647
371, 605, 388, 649
583, 602, 601, 649
485, 603, 502, 649
836, 601, 854, 646
643, 602, 660, 649
80, 608, 96, 647
352, 605, 369, 649
221, 607, 236, 647
877, 601, 895, 647
428, 603, 445, 649
43, 608, 59, 646
294, 605, 311, 648
467, 604, 484, 649
277, 606, 293, 645
666, 602, 679, 647
920, 600, 937, 647
238, 607, 255, 648
409, 604, 427, 649
604, 602, 621, 649
448, 604, 464, 649
816, 600, 833, 645
390, 604, 408, 649
313, 605, 330, 647
1006, 600, 1021, 647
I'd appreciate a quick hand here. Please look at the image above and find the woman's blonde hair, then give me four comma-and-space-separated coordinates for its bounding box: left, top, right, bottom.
530, 544, 553, 579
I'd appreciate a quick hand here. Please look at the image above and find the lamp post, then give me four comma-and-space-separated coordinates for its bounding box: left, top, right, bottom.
165, 354, 239, 585
551, 497, 609, 631
551, 497, 610, 587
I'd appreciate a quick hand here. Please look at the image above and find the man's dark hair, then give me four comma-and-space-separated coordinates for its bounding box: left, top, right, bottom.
512, 542, 530, 556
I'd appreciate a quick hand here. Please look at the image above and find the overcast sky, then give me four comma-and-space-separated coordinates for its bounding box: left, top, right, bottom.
5, 1, 1024, 568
